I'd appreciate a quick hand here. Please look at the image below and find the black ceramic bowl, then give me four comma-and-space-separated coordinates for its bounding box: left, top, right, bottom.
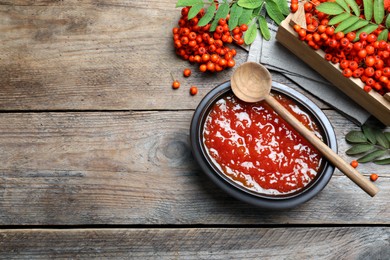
190, 81, 337, 209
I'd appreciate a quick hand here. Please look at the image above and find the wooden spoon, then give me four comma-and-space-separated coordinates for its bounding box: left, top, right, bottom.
231, 62, 379, 197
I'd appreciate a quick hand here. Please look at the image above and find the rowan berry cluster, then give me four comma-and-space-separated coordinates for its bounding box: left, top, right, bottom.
292, 0, 390, 96
173, 6, 247, 72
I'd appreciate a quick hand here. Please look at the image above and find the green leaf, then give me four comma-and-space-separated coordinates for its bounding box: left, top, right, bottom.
336, 0, 350, 12
198, 3, 216, 27
374, 0, 385, 24
385, 132, 390, 142
345, 0, 361, 16
188, 3, 204, 19
229, 3, 244, 30
316, 2, 347, 15
244, 21, 258, 44
376, 131, 390, 148
363, 0, 373, 21
259, 15, 271, 40
346, 143, 375, 155
386, 14, 390, 28
378, 29, 389, 41
210, 3, 230, 31
238, 0, 263, 9
374, 157, 390, 165
329, 13, 352, 25
354, 24, 379, 41
265, 0, 285, 25
343, 19, 369, 33
176, 0, 201, 7
334, 16, 360, 33
362, 124, 377, 144
274, 0, 290, 16
239, 8, 253, 25
346, 131, 367, 143
357, 149, 387, 163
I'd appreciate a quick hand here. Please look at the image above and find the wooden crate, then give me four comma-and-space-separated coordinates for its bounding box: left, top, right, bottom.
276, 12, 390, 126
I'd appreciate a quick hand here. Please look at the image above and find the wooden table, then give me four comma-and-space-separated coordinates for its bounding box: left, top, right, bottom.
1, 1, 389, 258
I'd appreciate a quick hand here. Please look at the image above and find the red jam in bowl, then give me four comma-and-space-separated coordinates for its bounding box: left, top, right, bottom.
203, 92, 324, 196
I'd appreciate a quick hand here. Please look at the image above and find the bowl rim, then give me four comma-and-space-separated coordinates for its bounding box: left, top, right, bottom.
190, 80, 337, 209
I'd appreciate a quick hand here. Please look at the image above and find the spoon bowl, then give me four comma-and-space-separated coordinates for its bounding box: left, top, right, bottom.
231, 62, 272, 103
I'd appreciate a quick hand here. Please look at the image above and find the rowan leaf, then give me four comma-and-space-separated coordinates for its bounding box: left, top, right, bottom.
198, 3, 216, 27
238, 0, 264, 9
329, 13, 352, 25
357, 149, 387, 162
376, 131, 390, 148
378, 28, 389, 41
385, 132, 390, 142
176, 0, 202, 7
354, 24, 379, 41
362, 124, 377, 144
259, 15, 271, 40
334, 16, 360, 33
346, 144, 375, 155
346, 131, 367, 143
345, 0, 361, 16
336, 0, 350, 12
374, 0, 385, 24
229, 3, 244, 30
188, 3, 204, 19
316, 2, 347, 15
244, 22, 258, 44
239, 8, 253, 25
210, 3, 230, 31
274, 0, 290, 16
265, 0, 285, 25
363, 0, 373, 21
386, 14, 390, 28
374, 157, 390, 165
343, 19, 369, 33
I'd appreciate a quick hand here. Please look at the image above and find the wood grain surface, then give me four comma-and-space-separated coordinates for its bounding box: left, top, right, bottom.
1, 227, 389, 259
1, 0, 389, 258
0, 111, 388, 225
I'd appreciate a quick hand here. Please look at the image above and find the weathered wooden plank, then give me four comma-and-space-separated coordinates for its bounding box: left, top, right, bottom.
0, 111, 388, 225
0, 2, 330, 111
0, 227, 389, 259
0, 2, 238, 110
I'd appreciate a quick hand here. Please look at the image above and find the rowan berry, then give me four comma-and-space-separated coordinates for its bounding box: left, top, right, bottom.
350, 160, 358, 168
367, 34, 377, 43
293, 24, 301, 32
232, 27, 240, 35
227, 59, 235, 67
216, 25, 224, 34
342, 68, 352, 77
236, 38, 244, 45
358, 49, 367, 59
240, 24, 248, 32
325, 27, 334, 36
183, 68, 191, 77
365, 56, 376, 67
218, 18, 226, 26
304, 2, 313, 12
359, 32, 368, 41
340, 60, 350, 69
190, 86, 198, 95
291, 3, 298, 12
370, 173, 378, 182
335, 32, 344, 40
346, 32, 356, 41
325, 53, 332, 61
172, 80, 180, 89
366, 77, 375, 86
199, 64, 207, 72
349, 61, 358, 71
364, 67, 375, 77
383, 67, 390, 76
363, 85, 372, 92
206, 61, 215, 72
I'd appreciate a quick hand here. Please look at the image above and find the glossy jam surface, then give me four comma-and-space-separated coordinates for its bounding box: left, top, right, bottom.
203, 92, 323, 195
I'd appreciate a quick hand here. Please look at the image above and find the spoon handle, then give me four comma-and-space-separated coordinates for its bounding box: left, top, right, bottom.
265, 95, 379, 197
